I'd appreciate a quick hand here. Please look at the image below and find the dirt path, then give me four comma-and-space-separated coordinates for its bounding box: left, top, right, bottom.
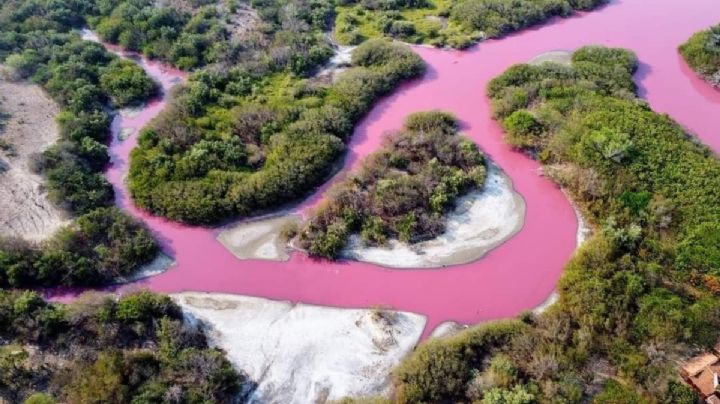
0, 77, 67, 241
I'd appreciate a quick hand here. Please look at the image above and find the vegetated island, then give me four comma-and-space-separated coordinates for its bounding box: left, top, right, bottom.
680, 22, 720, 87
297, 111, 488, 259
0, 290, 242, 403
386, 46, 720, 403
129, 39, 425, 224
335, 0, 609, 48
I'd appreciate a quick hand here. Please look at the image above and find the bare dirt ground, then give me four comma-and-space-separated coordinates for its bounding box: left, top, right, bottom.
0, 75, 67, 241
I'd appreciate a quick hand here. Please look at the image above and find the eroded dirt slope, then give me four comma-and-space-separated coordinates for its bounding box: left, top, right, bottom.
0, 76, 66, 241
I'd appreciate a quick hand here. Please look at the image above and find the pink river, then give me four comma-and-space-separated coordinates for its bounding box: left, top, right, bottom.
61, 0, 720, 336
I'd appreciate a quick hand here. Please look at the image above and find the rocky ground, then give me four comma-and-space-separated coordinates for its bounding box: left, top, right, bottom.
0, 75, 67, 241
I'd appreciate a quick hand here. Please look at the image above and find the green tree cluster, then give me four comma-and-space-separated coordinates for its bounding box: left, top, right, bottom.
89, 1, 228, 70
0, 0, 161, 288
129, 39, 425, 224
0, 1, 159, 214
0, 208, 158, 287
335, 0, 608, 48
88, 0, 338, 72
0, 290, 242, 403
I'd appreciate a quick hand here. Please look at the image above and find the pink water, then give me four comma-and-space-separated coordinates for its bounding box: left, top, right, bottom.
62, 0, 720, 336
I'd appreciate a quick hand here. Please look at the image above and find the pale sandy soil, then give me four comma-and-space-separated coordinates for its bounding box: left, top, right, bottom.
226, 2, 260, 44
218, 215, 301, 261
343, 164, 526, 268
429, 321, 466, 339
574, 204, 592, 247
0, 77, 67, 241
172, 292, 426, 404
116, 253, 175, 283
532, 291, 559, 315
425, 15, 448, 29
529, 50, 573, 66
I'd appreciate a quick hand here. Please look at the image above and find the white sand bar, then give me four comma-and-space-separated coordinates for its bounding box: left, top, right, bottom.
173, 292, 426, 404
343, 164, 526, 268
218, 215, 300, 261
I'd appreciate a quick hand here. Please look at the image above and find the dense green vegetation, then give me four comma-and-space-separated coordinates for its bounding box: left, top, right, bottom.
390, 46, 719, 403
88, 0, 337, 72
0, 289, 242, 403
0, 0, 158, 215
335, 0, 608, 48
0, 0, 161, 287
679, 23, 720, 87
89, 1, 230, 70
129, 39, 425, 224
0, 208, 158, 288
298, 111, 486, 258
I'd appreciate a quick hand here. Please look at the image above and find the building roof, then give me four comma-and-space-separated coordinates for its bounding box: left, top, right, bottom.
689, 363, 720, 398
683, 353, 720, 377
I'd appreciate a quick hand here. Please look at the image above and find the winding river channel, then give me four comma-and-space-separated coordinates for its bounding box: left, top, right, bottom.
68, 0, 720, 336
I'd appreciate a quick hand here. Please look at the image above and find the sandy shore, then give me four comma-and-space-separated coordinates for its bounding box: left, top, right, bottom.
217, 215, 300, 261
0, 76, 67, 241
116, 253, 175, 283
173, 292, 425, 403
528, 50, 573, 66
343, 163, 526, 268
429, 321, 467, 339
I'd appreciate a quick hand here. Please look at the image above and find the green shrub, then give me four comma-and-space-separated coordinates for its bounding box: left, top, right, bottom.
485, 45, 720, 399
391, 44, 720, 403
100, 59, 158, 107
0, 290, 241, 402
503, 110, 542, 148
394, 320, 528, 403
